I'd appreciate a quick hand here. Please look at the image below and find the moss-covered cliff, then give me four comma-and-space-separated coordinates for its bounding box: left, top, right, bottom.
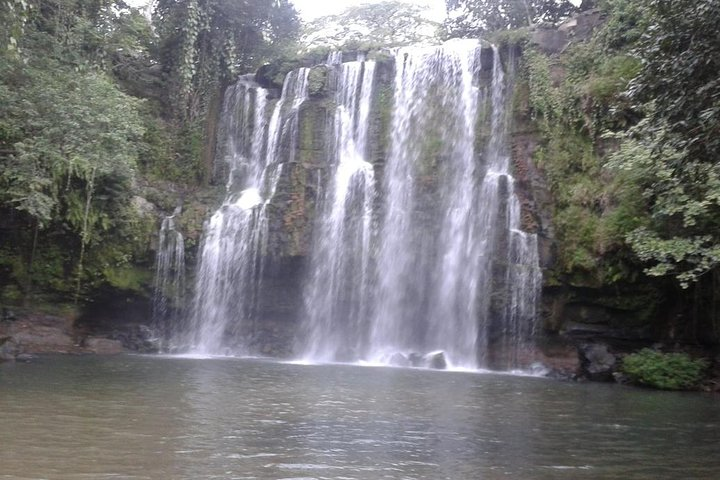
3, 5, 718, 388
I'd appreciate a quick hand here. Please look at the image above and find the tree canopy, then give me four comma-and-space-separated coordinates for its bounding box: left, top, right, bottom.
609, 0, 720, 286
0, 0, 300, 303
444, 0, 577, 36
301, 1, 440, 50
154, 0, 299, 123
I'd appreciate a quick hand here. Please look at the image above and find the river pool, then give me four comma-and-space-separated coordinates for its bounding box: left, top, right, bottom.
1, 355, 718, 479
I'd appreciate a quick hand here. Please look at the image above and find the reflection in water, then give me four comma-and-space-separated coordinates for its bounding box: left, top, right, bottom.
0, 356, 719, 479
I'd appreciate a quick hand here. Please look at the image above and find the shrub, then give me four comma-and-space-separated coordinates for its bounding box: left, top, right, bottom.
622, 348, 708, 390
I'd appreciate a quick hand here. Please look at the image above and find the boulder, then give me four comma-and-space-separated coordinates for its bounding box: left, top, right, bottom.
131, 195, 157, 217
1, 307, 17, 321
0, 313, 81, 355
0, 336, 18, 361
109, 325, 160, 353
308, 65, 329, 98
571, 9, 605, 42
389, 352, 410, 367
255, 63, 288, 90
532, 342, 581, 380
426, 351, 448, 370
408, 352, 424, 367
11, 328, 74, 353
579, 343, 617, 381
556, 9, 605, 43
85, 337, 125, 355
530, 27, 569, 55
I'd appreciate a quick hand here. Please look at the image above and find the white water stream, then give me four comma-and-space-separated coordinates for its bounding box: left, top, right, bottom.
182, 70, 310, 354
178, 41, 540, 370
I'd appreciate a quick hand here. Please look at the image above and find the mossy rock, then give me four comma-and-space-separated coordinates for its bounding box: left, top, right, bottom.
308, 65, 330, 99
102, 265, 153, 295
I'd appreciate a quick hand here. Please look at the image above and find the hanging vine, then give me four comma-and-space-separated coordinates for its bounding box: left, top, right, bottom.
154, 0, 299, 125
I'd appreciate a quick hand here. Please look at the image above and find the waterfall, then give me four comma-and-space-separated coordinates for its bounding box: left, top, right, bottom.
183, 70, 310, 355
183, 40, 540, 369
483, 47, 542, 369
300, 55, 377, 362
152, 209, 185, 338
368, 40, 486, 368
296, 41, 541, 370
367, 41, 541, 369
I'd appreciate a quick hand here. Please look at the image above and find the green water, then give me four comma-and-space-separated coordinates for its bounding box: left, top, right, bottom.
0, 355, 718, 479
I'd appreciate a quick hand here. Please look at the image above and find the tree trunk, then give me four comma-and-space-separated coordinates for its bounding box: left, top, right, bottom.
74, 166, 97, 304
22, 220, 39, 307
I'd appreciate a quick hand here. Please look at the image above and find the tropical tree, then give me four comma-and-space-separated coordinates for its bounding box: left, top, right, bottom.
153, 0, 300, 123
1, 0, 30, 53
302, 1, 440, 50
444, 0, 577, 36
609, 0, 720, 287
0, 0, 148, 302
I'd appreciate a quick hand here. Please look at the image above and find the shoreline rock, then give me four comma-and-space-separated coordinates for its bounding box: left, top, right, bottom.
0, 311, 127, 360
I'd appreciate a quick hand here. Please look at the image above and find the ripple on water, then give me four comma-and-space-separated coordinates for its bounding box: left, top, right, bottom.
1, 355, 719, 480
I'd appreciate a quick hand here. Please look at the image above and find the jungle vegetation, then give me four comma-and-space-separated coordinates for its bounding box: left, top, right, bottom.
1, 0, 719, 345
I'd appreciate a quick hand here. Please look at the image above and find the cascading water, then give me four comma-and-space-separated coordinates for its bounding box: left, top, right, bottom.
184, 40, 540, 368
297, 41, 541, 370
484, 47, 542, 369
368, 40, 486, 368
368, 41, 541, 370
300, 54, 377, 362
152, 208, 185, 337
182, 70, 310, 354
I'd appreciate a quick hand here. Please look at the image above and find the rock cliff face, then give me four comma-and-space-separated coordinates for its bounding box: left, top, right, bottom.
505, 10, 702, 378
0, 309, 128, 361
71, 19, 714, 378
139, 40, 652, 373
166, 44, 544, 366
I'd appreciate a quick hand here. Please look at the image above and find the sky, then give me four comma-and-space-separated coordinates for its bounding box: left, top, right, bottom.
291, 0, 447, 22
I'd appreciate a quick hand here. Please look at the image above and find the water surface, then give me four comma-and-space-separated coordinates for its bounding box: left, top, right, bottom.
1, 355, 718, 479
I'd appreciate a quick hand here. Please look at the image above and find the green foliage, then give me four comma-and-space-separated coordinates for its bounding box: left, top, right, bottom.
489, 27, 530, 49
302, 1, 440, 50
0, 1, 159, 303
605, 0, 720, 287
585, 55, 641, 102
532, 128, 629, 276
607, 129, 720, 287
372, 83, 395, 166
521, 9, 649, 284
102, 265, 153, 293
596, 0, 649, 51
628, 230, 720, 288
622, 348, 708, 390
445, 0, 577, 37
137, 112, 176, 178
518, 0, 720, 340
524, 50, 561, 125
1, 0, 30, 53
630, 0, 720, 166
0, 48, 144, 229
154, 0, 300, 123
0, 0, 301, 307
